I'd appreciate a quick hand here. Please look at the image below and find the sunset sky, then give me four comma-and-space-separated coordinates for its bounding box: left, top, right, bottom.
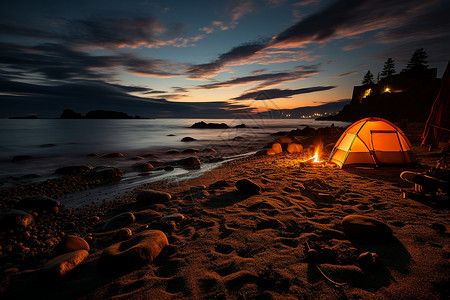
1, 0, 449, 117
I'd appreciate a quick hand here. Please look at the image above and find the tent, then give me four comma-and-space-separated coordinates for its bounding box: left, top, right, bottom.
421, 60, 450, 150
328, 117, 416, 168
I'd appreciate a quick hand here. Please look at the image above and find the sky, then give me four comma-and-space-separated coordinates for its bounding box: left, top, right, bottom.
0, 0, 449, 118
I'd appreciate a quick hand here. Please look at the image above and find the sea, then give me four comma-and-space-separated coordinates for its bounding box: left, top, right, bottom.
0, 118, 349, 205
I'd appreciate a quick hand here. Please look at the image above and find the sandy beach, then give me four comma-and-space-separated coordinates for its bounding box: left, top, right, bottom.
0, 123, 449, 299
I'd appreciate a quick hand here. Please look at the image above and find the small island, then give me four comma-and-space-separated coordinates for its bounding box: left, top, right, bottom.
60, 109, 142, 119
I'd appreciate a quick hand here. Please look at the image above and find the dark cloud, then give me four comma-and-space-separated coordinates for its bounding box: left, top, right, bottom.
198, 67, 321, 90
187, 42, 267, 78
0, 42, 185, 82
0, 77, 250, 118
232, 86, 336, 100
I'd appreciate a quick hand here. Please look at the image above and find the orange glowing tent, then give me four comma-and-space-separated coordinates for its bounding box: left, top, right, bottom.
328, 117, 416, 168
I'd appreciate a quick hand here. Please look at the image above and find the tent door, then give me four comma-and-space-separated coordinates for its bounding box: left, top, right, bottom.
370, 130, 406, 164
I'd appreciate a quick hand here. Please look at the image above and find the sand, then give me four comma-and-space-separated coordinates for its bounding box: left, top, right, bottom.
0, 124, 449, 299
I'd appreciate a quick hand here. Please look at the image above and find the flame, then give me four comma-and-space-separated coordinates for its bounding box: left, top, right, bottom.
312, 151, 321, 163
303, 144, 323, 163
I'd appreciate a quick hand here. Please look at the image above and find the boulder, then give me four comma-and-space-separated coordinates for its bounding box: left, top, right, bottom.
271, 143, 282, 154
0, 209, 34, 231
55, 165, 92, 175
191, 121, 229, 129
100, 230, 168, 270
342, 215, 393, 242
234, 124, 247, 128
278, 136, 292, 144
41, 250, 89, 277
236, 179, 261, 194
85, 166, 123, 181
101, 152, 124, 158
166, 149, 180, 155
181, 148, 199, 154
15, 195, 60, 211
136, 190, 172, 205
287, 143, 304, 154
103, 212, 136, 231
181, 137, 197, 142
132, 162, 154, 172
178, 157, 201, 169
56, 235, 90, 253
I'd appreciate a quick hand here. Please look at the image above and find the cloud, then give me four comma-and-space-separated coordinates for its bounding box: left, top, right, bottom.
251, 69, 267, 75
232, 86, 336, 100
231, 0, 254, 22
197, 67, 320, 90
332, 71, 358, 78
0, 42, 186, 82
0, 77, 250, 118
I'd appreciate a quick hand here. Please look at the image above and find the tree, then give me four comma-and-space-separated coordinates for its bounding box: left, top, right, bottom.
404, 48, 428, 71
362, 70, 374, 85
381, 58, 396, 78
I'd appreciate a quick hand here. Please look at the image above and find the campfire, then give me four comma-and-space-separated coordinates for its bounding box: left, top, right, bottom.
301, 144, 327, 166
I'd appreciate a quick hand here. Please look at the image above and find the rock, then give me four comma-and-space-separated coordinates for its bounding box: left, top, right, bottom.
210, 180, 229, 189
136, 190, 172, 205
234, 124, 247, 128
164, 166, 174, 171
255, 149, 275, 156
182, 148, 199, 154
178, 157, 201, 169
202, 148, 216, 153
85, 166, 123, 181
181, 137, 196, 142
0, 209, 34, 231
161, 213, 185, 223
166, 149, 180, 155
41, 250, 89, 277
55, 165, 92, 175
167, 134, 176, 136
101, 152, 124, 158
342, 215, 393, 242
114, 228, 132, 241
191, 121, 229, 129
236, 179, 261, 194
100, 230, 168, 270
103, 212, 136, 231
132, 162, 154, 172
133, 209, 162, 222
129, 156, 145, 161
271, 143, 282, 154
56, 235, 90, 253
15, 195, 60, 211
287, 143, 303, 154
278, 136, 292, 144
86, 153, 99, 157
357, 252, 380, 269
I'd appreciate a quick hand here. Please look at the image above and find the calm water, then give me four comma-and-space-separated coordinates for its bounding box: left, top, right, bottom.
0, 118, 349, 179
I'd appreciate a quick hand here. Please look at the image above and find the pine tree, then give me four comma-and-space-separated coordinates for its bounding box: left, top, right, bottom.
381, 58, 396, 78
362, 70, 374, 85
404, 48, 428, 71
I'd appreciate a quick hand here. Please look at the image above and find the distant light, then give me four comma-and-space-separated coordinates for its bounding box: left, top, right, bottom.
362, 88, 372, 99
384, 87, 390, 93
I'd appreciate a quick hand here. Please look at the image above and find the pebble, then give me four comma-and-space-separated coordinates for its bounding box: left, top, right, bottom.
0, 209, 35, 230
41, 250, 89, 277
357, 252, 380, 269
136, 189, 172, 205
56, 235, 90, 253
103, 212, 136, 231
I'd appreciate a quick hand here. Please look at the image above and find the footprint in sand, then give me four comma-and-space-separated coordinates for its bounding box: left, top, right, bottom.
372, 203, 389, 210
216, 262, 239, 276
215, 243, 234, 254
166, 277, 187, 294
155, 258, 186, 278
275, 237, 299, 248
356, 204, 370, 210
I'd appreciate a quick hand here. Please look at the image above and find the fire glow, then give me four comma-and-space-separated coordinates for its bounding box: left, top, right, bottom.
301, 144, 325, 165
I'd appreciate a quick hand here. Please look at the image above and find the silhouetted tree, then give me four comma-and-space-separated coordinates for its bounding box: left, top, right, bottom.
381, 58, 396, 78
404, 48, 428, 72
362, 70, 374, 85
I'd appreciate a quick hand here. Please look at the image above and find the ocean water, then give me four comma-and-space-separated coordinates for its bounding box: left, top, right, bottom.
0, 118, 349, 184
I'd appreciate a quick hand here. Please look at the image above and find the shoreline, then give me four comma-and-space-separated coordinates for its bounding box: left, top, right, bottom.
1, 123, 449, 299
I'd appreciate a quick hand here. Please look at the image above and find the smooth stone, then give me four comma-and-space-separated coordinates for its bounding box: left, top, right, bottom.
178, 157, 201, 169
15, 196, 60, 211
278, 136, 292, 144
132, 162, 154, 172
287, 143, 304, 154
166, 150, 180, 155
181, 148, 199, 154
0, 209, 35, 231
209, 180, 229, 188
181, 137, 196, 142
114, 228, 132, 241
357, 252, 380, 269
103, 212, 136, 231
255, 149, 275, 156
161, 213, 185, 223
236, 179, 261, 194
136, 190, 172, 205
271, 143, 282, 154
100, 230, 168, 270
164, 166, 174, 171
56, 235, 90, 253
41, 250, 89, 277
342, 215, 393, 242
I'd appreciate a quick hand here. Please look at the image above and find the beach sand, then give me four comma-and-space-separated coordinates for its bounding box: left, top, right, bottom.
0, 123, 449, 299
